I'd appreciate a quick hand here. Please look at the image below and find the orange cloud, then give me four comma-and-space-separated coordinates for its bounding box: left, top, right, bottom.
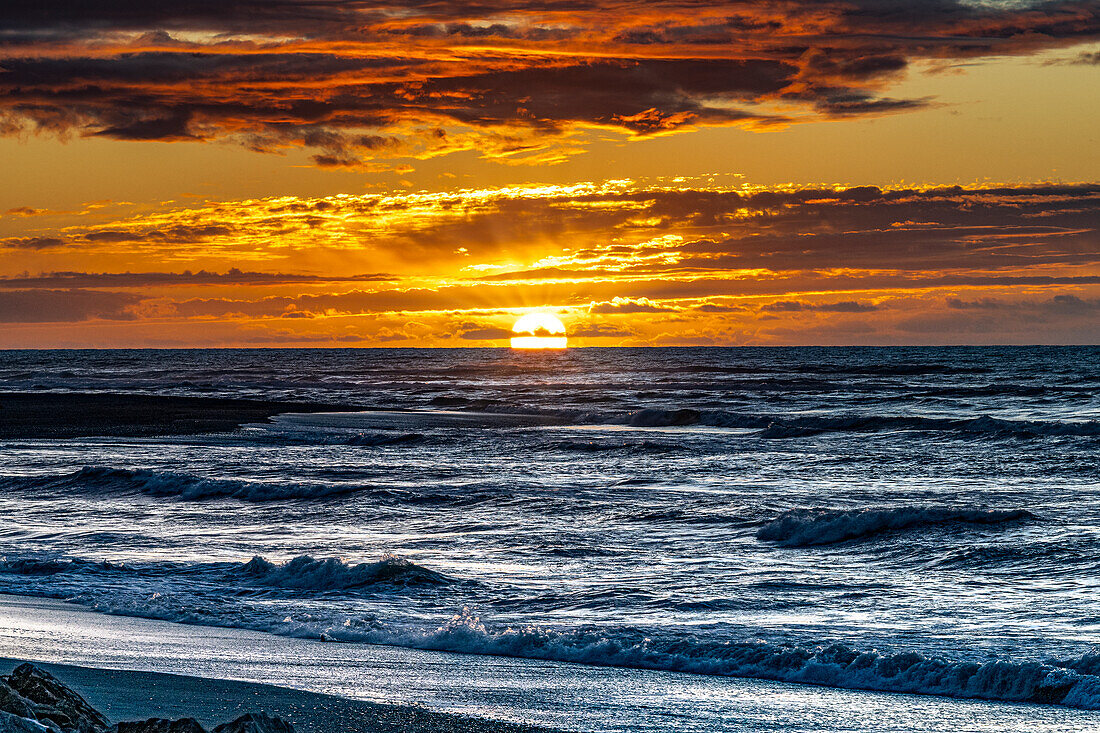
1, 2, 1096, 166
0, 179, 1096, 346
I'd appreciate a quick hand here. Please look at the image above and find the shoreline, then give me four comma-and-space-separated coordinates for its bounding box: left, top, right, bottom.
0, 657, 558, 733
0, 392, 365, 439
0, 593, 1096, 733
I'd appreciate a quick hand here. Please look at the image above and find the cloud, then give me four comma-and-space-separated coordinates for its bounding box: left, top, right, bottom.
693, 303, 750, 313
4, 207, 61, 217
18, 182, 1096, 274
1, 237, 67, 250
457, 326, 513, 340
3, 180, 1097, 316
892, 294, 1100, 343
0, 269, 393, 289
1, 180, 1097, 348
1, 1, 1096, 166
570, 323, 636, 338
588, 297, 676, 313
759, 300, 879, 313
947, 294, 1100, 313
234, 330, 362, 344
0, 290, 141, 322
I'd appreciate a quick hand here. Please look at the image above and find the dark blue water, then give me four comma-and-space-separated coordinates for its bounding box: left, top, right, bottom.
1, 347, 1098, 710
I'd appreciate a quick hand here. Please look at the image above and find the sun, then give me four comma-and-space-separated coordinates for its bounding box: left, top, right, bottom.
511, 313, 567, 349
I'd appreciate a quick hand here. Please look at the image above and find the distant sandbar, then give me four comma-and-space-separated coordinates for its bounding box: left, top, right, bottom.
0, 392, 361, 439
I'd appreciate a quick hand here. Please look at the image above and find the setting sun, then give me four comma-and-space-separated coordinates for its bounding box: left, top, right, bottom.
511, 313, 567, 349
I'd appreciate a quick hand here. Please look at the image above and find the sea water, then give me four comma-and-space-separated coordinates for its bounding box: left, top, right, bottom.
0, 347, 1098, 725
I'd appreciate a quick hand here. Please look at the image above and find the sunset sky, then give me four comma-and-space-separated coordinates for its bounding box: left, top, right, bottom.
2, 0, 1098, 347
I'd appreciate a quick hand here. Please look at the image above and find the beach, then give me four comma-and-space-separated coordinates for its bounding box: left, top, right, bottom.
0, 657, 554, 733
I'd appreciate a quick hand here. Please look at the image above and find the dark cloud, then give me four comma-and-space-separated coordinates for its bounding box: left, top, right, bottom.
895, 294, 1100, 343
0, 289, 140, 322
458, 326, 513, 340
1, 1, 1095, 164
0, 270, 393, 288
571, 323, 635, 337
4, 207, 56, 217
760, 300, 879, 313
236, 331, 362, 344
947, 294, 1100, 313
112, 224, 236, 243
1, 237, 66, 249
693, 303, 750, 313
446, 183, 1100, 276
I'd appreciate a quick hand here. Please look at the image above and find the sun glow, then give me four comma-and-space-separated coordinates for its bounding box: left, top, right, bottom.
511, 313, 567, 349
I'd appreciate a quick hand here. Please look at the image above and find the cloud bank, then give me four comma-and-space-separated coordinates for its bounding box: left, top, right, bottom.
2, 1, 1097, 165
0, 180, 1096, 345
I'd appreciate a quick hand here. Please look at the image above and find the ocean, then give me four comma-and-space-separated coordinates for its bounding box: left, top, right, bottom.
1, 347, 1099, 728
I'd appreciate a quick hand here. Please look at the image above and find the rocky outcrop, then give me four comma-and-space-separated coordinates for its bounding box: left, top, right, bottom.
4, 665, 107, 733
0, 680, 38, 721
0, 710, 53, 733
0, 667, 293, 733
212, 714, 294, 733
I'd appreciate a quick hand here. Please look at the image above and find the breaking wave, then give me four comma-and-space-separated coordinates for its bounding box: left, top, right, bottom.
544, 438, 685, 453
351, 614, 1100, 709
542, 407, 1100, 439
757, 507, 1035, 547
1, 551, 1097, 710
236, 554, 452, 589
0, 553, 455, 592
9, 466, 366, 502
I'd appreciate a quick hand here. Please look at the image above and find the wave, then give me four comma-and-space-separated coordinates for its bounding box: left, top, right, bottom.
316, 613, 1100, 710
544, 439, 685, 453
737, 413, 1100, 439
3, 467, 518, 507
236, 554, 453, 590
13, 466, 366, 502
757, 507, 1034, 547
253, 431, 427, 447
625, 408, 702, 427
508, 406, 1100, 439
343, 432, 425, 447
0, 552, 454, 591
0, 557, 125, 576
2, 551, 1098, 710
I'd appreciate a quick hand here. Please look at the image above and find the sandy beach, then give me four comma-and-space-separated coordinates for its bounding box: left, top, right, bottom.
0, 658, 555, 733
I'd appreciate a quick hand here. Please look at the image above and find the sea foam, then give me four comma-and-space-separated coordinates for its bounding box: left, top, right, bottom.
321, 612, 1100, 710
3, 552, 1097, 710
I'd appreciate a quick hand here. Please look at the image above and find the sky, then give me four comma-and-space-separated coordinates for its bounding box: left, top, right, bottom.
1, 0, 1098, 347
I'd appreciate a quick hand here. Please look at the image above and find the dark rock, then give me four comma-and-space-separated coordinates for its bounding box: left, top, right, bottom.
4, 665, 107, 733
0, 681, 36, 721
212, 714, 294, 733
110, 720, 206, 733
0, 710, 52, 733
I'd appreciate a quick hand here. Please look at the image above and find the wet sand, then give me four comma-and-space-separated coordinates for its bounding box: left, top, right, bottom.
0, 657, 558, 733
0, 393, 361, 439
